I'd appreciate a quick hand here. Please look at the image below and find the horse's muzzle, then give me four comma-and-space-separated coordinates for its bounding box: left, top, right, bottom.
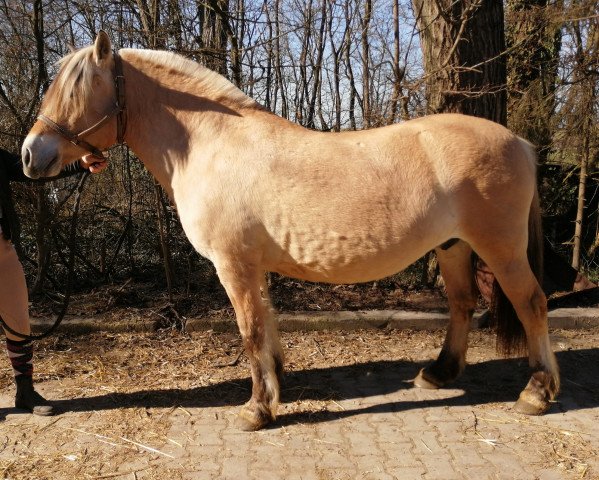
21, 134, 61, 179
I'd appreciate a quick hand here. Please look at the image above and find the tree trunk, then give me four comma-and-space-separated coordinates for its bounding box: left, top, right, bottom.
297, 0, 313, 126
412, 0, 507, 125
307, 0, 326, 129
273, 0, 288, 118
328, 0, 344, 131
344, 1, 357, 130
209, 0, 242, 86
361, 0, 372, 127
570, 15, 598, 270
388, 0, 406, 124
572, 143, 588, 270
506, 0, 561, 163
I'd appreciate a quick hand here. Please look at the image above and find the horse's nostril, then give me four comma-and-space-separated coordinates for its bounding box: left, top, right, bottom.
22, 148, 31, 167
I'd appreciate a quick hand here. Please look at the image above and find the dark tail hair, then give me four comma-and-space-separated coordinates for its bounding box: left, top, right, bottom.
489, 146, 544, 356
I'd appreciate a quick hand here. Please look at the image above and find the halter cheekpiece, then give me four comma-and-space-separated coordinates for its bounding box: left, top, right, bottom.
37, 51, 126, 160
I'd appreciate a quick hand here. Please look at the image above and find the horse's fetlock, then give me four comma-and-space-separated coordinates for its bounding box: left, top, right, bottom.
415, 348, 465, 390
531, 369, 559, 399
273, 353, 284, 383
429, 349, 464, 383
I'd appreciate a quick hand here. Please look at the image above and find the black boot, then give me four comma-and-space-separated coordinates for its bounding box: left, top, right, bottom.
15, 376, 54, 416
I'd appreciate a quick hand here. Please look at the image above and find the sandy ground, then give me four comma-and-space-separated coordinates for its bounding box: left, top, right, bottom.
0, 327, 597, 479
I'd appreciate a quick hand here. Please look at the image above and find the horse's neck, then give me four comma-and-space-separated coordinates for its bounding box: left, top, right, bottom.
120, 52, 255, 195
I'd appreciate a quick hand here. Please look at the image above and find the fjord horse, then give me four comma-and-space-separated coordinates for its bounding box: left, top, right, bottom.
21, 32, 559, 430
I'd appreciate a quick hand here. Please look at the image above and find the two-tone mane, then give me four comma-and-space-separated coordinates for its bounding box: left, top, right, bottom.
122, 49, 262, 110
47, 46, 263, 122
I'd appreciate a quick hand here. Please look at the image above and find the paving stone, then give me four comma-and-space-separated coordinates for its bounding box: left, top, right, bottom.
444, 442, 490, 467
411, 430, 444, 455
454, 464, 497, 480
417, 455, 461, 479
318, 450, 356, 470
481, 452, 537, 479
282, 472, 321, 480
386, 465, 428, 479
182, 471, 219, 480
221, 457, 250, 480
347, 432, 379, 456
379, 441, 419, 467
361, 472, 395, 480
433, 421, 465, 439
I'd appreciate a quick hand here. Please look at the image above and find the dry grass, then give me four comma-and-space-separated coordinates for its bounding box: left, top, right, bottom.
0, 328, 597, 479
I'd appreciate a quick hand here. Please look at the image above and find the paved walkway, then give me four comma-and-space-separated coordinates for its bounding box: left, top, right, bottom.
0, 328, 597, 479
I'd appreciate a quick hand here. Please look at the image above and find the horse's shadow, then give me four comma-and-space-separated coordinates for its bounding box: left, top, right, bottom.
1, 349, 597, 425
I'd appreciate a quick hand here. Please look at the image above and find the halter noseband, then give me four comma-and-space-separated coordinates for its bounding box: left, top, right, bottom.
37, 51, 127, 160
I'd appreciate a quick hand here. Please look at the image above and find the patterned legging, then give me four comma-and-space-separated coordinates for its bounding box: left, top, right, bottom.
0, 234, 31, 340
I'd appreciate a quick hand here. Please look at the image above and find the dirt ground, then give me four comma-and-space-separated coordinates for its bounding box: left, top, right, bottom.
0, 326, 598, 479
29, 273, 453, 325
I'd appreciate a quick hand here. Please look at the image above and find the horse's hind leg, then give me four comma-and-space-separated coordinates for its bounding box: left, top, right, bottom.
488, 254, 559, 414
415, 241, 477, 389
215, 261, 284, 431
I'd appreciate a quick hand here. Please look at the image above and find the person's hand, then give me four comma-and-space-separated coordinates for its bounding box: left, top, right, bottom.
80, 154, 108, 174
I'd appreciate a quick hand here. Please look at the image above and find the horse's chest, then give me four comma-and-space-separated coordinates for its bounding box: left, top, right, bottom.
174, 187, 258, 261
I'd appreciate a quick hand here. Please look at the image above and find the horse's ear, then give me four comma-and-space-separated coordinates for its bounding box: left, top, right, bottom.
93, 30, 112, 66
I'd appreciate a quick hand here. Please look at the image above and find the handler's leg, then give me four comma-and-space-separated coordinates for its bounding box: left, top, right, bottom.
0, 237, 53, 416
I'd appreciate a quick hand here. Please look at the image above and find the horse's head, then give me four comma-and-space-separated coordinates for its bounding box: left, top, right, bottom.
22, 31, 123, 178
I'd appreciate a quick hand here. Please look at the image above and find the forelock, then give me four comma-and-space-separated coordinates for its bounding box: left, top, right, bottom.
42, 46, 96, 121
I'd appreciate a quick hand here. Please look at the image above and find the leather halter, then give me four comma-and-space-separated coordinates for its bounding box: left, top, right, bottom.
37, 51, 127, 160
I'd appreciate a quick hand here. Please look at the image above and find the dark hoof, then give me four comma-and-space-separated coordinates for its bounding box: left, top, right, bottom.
236, 405, 273, 431
414, 368, 443, 389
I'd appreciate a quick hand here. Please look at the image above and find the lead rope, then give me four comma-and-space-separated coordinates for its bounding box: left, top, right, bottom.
0, 171, 90, 340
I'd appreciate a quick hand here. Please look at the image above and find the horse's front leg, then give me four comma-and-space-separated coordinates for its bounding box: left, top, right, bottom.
216, 261, 284, 431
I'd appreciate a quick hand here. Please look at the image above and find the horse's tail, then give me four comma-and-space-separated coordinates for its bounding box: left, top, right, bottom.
490, 139, 543, 355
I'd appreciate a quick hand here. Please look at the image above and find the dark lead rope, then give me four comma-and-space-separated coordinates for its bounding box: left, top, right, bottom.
0, 171, 90, 341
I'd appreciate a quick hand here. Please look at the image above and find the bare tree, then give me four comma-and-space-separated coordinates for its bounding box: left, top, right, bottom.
568, 12, 598, 269
412, 0, 507, 124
